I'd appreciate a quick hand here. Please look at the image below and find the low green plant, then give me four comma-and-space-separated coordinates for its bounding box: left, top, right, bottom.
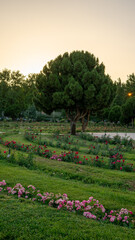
17, 153, 34, 169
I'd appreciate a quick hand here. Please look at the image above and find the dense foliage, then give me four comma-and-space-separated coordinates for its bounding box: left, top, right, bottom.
0, 69, 36, 119
35, 51, 113, 134
0, 56, 135, 128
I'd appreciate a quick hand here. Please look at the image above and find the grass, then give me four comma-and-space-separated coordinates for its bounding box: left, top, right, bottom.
0, 123, 135, 239
1, 197, 135, 240
0, 161, 135, 240
1, 120, 135, 134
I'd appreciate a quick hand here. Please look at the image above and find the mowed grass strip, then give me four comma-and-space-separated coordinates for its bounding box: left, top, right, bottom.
2, 133, 135, 165
0, 134, 135, 192
0, 160, 135, 212
0, 127, 135, 239
0, 142, 135, 191
0, 195, 135, 240
0, 161, 135, 240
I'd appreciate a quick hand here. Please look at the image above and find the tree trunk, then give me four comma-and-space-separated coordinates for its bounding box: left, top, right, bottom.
81, 111, 90, 132
82, 117, 85, 132
70, 121, 76, 135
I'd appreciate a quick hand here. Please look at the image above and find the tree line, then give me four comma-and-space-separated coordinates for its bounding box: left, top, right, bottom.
0, 51, 135, 134
0, 70, 37, 120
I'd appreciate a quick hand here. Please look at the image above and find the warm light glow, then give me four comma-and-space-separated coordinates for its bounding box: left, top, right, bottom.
0, 0, 135, 81
128, 92, 132, 97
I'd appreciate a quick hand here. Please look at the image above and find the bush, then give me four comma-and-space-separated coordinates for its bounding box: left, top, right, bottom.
18, 153, 34, 169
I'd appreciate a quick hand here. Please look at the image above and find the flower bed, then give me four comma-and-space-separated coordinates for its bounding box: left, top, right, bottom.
0, 180, 134, 228
0, 135, 135, 172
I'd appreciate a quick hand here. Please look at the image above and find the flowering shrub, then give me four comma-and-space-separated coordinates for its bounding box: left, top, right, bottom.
87, 144, 101, 155
79, 133, 133, 147
90, 156, 106, 168
108, 148, 122, 158
0, 138, 52, 159
0, 136, 134, 172
24, 132, 38, 142
50, 151, 82, 164
108, 153, 135, 171
24, 132, 80, 152
0, 180, 135, 228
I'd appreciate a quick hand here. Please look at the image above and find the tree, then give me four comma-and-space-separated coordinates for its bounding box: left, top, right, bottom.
108, 105, 122, 123
121, 96, 135, 127
0, 69, 11, 118
126, 73, 135, 95
111, 79, 126, 107
23, 104, 37, 120
35, 51, 113, 135
4, 71, 28, 119
0, 69, 37, 120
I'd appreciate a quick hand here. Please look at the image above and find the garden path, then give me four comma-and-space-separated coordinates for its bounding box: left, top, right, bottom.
88, 132, 135, 140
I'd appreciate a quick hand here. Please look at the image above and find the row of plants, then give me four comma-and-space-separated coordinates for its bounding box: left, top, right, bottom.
0, 136, 134, 172
79, 132, 133, 147
24, 132, 135, 170
1, 120, 135, 132
0, 149, 129, 189
0, 180, 134, 228
25, 132, 132, 157
0, 149, 34, 169
25, 130, 133, 148
50, 151, 134, 172
24, 131, 80, 151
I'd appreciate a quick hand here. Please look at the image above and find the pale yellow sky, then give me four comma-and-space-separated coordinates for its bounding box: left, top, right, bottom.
0, 0, 135, 82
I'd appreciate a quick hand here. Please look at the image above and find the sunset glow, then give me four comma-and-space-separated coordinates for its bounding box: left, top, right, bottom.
0, 0, 135, 82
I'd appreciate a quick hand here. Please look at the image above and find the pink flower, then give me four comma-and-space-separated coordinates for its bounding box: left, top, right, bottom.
28, 185, 36, 190
110, 216, 116, 222
57, 204, 63, 209
0, 180, 6, 186
83, 212, 96, 219
63, 193, 68, 198
117, 216, 122, 221
85, 205, 92, 210
7, 187, 12, 193
89, 197, 93, 201
101, 206, 105, 213
37, 193, 42, 198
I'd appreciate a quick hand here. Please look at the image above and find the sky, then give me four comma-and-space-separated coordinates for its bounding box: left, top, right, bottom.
0, 0, 135, 82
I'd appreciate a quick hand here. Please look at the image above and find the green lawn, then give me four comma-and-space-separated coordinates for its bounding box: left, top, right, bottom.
0, 125, 135, 239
